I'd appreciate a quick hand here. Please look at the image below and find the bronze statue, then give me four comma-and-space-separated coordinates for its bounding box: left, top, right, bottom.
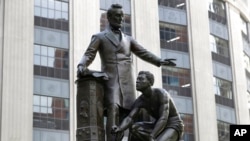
77, 4, 176, 141
111, 71, 184, 141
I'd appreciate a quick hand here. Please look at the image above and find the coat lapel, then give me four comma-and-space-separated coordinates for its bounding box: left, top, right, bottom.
104, 29, 120, 47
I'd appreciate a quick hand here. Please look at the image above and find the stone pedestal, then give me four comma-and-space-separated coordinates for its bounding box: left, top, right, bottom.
76, 74, 107, 141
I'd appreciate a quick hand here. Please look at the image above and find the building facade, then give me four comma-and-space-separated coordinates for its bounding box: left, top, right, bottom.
0, 0, 250, 141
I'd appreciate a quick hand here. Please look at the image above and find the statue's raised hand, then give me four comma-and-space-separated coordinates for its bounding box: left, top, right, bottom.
160, 58, 176, 66
111, 125, 122, 134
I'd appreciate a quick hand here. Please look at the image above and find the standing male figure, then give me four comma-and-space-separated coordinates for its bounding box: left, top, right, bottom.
112, 71, 184, 141
77, 4, 175, 140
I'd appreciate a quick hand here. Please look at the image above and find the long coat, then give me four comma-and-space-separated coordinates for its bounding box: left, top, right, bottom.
79, 28, 162, 109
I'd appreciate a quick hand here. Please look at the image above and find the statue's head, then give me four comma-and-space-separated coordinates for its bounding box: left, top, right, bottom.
136, 71, 154, 91
107, 4, 124, 30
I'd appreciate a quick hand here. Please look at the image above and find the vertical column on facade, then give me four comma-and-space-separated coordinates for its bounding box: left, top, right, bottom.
132, 0, 162, 88
0, 0, 33, 141
0, 1, 3, 139
187, 0, 218, 141
71, 0, 100, 141
226, 4, 250, 124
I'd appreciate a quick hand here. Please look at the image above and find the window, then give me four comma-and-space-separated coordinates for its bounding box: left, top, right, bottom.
210, 35, 230, 58
213, 77, 233, 99
33, 129, 69, 141
180, 114, 195, 141
217, 120, 230, 141
33, 95, 69, 130
245, 70, 250, 93
208, 0, 227, 24
35, 0, 68, 20
158, 0, 186, 10
241, 16, 249, 42
160, 22, 188, 52
34, 27, 69, 48
34, 0, 69, 31
244, 53, 250, 72
162, 67, 191, 97
34, 44, 69, 79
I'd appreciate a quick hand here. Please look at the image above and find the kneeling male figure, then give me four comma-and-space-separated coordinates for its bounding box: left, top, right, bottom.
112, 71, 184, 141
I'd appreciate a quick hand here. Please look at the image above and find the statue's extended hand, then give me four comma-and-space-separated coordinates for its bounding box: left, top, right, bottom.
111, 125, 122, 134
160, 58, 176, 66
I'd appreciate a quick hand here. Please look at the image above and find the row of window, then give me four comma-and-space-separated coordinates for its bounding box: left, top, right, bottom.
33, 95, 69, 108
34, 65, 69, 80
33, 129, 69, 141
35, 27, 69, 49
217, 120, 230, 141
208, 0, 226, 18
33, 95, 69, 130
215, 95, 234, 108
34, 44, 68, 58
35, 16, 69, 31
160, 22, 188, 53
213, 77, 233, 99
180, 114, 194, 141
35, 6, 68, 21
212, 52, 231, 66
162, 67, 192, 97
210, 35, 229, 58
162, 67, 190, 84
158, 0, 186, 10
33, 117, 69, 130
160, 22, 188, 44
161, 40, 188, 52
163, 84, 191, 97
35, 0, 68, 12
34, 44, 69, 69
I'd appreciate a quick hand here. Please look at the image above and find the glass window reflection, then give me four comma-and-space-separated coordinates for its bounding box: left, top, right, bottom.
48, 47, 55, 57
41, 8, 48, 17
33, 106, 40, 113
48, 0, 55, 9
217, 120, 230, 141
213, 77, 232, 99
210, 35, 229, 58
159, 22, 188, 52
48, 9, 55, 19
34, 55, 41, 65
33, 95, 70, 130
158, 0, 186, 10
33, 95, 40, 105
162, 67, 191, 97
55, 1, 62, 11
62, 2, 68, 12
208, 0, 226, 18
41, 96, 48, 106
180, 114, 194, 141
34, 0, 69, 31
33, 44, 69, 79
35, 0, 41, 6
35, 7, 41, 16
208, 0, 227, 24
41, 0, 48, 8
